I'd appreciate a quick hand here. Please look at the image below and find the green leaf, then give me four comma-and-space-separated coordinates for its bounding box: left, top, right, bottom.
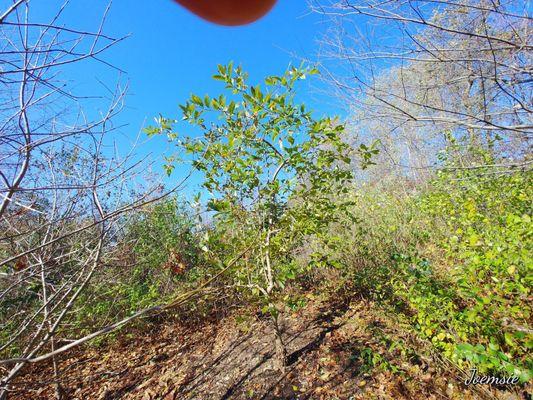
191, 94, 203, 106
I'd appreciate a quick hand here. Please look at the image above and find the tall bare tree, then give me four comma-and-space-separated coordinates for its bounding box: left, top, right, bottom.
0, 2, 183, 397
312, 0, 532, 180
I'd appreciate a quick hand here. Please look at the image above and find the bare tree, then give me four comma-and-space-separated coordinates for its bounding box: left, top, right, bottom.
312, 0, 532, 179
0, 1, 186, 397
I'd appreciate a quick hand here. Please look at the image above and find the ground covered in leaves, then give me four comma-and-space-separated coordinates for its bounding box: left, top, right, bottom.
9, 296, 529, 399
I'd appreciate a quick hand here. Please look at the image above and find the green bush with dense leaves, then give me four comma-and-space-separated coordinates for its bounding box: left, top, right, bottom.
70, 198, 206, 335
333, 168, 532, 382
146, 63, 355, 312
418, 169, 531, 381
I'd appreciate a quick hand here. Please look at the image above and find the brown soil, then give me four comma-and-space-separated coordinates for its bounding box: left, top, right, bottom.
8, 297, 529, 400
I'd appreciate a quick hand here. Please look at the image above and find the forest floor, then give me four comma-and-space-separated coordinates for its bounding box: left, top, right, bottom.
10, 295, 528, 400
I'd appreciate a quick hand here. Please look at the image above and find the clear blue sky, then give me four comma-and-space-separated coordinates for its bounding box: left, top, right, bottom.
28, 0, 344, 194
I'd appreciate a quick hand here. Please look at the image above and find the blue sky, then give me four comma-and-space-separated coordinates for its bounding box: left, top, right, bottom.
26, 1, 343, 194
103, 0, 331, 113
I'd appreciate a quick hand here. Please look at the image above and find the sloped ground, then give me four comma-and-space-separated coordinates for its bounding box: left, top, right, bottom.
9, 297, 529, 399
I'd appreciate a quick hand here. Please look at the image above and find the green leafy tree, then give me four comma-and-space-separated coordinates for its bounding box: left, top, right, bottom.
147, 63, 354, 368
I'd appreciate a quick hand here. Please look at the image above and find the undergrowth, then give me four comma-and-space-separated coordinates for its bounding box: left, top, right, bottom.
335, 169, 532, 383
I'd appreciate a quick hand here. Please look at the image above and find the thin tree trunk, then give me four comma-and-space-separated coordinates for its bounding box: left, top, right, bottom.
271, 312, 287, 372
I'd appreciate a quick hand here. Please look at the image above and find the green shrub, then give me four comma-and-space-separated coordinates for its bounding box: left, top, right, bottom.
334, 169, 532, 382
68, 198, 206, 336
146, 63, 355, 315
417, 169, 532, 381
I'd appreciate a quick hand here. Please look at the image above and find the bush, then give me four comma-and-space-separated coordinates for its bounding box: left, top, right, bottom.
69, 198, 207, 336
333, 169, 532, 382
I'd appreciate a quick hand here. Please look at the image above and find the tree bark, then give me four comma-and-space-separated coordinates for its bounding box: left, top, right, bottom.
271, 312, 287, 372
